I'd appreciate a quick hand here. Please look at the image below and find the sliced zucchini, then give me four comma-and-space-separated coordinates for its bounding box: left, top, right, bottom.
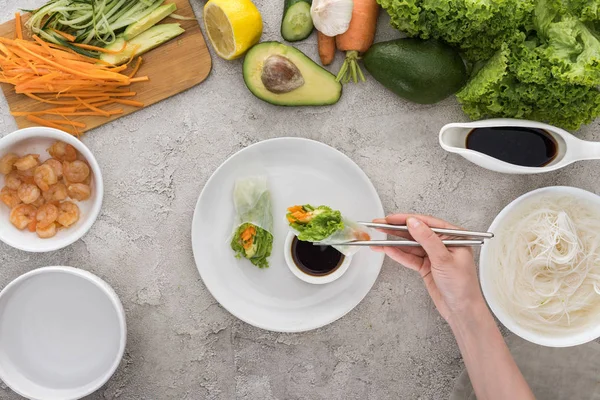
123, 3, 177, 41
100, 23, 185, 65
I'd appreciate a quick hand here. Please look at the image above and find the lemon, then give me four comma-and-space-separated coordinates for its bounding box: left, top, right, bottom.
204, 0, 263, 60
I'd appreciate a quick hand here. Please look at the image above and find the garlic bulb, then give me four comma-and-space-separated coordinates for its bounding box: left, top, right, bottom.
310, 0, 354, 37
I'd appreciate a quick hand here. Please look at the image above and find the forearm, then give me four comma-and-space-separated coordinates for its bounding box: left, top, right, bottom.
449, 300, 535, 400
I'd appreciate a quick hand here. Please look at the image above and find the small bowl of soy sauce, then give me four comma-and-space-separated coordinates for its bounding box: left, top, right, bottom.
284, 232, 353, 284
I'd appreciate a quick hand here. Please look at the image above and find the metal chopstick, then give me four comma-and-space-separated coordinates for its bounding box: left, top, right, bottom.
359, 222, 494, 239
319, 239, 484, 247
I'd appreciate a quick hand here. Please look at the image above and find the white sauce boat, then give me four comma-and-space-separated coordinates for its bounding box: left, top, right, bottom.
439, 118, 600, 174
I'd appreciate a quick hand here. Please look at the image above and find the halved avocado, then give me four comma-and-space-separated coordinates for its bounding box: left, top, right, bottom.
243, 42, 342, 106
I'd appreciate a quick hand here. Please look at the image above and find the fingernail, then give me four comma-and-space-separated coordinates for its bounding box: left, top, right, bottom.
407, 217, 421, 228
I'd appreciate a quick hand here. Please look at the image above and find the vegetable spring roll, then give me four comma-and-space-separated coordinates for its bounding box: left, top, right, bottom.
230, 176, 274, 268
286, 205, 371, 256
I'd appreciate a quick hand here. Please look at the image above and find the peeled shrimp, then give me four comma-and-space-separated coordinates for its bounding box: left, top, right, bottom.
67, 183, 91, 201
36, 222, 57, 239
9, 204, 37, 230
13, 154, 39, 171
44, 159, 63, 178
0, 153, 18, 174
57, 201, 79, 227
18, 183, 41, 204
47, 141, 77, 162
5, 171, 22, 190
17, 168, 35, 184
34, 164, 58, 192
43, 183, 68, 203
36, 203, 58, 229
31, 196, 45, 208
0, 186, 21, 208
63, 161, 90, 183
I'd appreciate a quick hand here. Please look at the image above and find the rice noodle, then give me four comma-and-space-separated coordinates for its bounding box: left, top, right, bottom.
488, 194, 600, 335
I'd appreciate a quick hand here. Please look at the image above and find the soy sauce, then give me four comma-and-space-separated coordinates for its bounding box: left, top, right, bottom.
291, 237, 345, 276
466, 126, 558, 167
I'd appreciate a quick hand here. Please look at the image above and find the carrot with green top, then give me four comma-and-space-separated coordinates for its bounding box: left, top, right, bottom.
335, 0, 379, 83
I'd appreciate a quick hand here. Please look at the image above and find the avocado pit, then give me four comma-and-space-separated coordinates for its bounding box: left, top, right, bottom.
261, 55, 305, 94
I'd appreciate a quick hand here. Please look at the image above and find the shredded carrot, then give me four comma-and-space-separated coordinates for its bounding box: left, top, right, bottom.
129, 76, 149, 83
44, 119, 86, 128
11, 107, 77, 116
24, 93, 110, 105
56, 110, 124, 116
76, 96, 110, 117
128, 57, 142, 78
241, 225, 257, 249
0, 26, 147, 135
15, 13, 22, 40
72, 42, 127, 54
52, 29, 76, 42
107, 98, 144, 107
26, 115, 78, 135
53, 91, 137, 98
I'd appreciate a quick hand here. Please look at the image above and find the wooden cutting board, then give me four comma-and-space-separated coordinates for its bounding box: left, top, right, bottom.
0, 0, 212, 132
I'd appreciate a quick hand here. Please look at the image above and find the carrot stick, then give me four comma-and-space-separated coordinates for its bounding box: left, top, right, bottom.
335, 0, 379, 84
15, 13, 23, 40
51, 92, 136, 98
44, 119, 86, 128
72, 42, 127, 54
57, 110, 123, 116
128, 57, 143, 78
109, 98, 144, 107
75, 97, 111, 117
129, 76, 149, 83
25, 93, 109, 105
317, 32, 336, 66
11, 107, 77, 116
52, 29, 76, 42
26, 115, 78, 135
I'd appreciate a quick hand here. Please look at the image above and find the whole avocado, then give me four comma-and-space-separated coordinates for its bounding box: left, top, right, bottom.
363, 39, 467, 104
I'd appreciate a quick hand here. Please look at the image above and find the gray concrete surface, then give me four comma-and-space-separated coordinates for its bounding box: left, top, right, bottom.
1, 1, 599, 399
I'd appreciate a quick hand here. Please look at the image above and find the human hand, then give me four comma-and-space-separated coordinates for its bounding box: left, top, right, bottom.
372, 214, 485, 322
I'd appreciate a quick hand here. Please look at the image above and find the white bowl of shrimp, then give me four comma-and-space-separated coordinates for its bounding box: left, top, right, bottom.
0, 127, 103, 252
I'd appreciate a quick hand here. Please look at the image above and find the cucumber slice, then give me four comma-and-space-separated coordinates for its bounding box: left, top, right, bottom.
123, 3, 177, 40
100, 23, 185, 65
281, 0, 313, 42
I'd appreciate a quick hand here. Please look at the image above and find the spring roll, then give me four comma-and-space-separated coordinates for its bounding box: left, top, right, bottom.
230, 176, 274, 268
286, 204, 371, 256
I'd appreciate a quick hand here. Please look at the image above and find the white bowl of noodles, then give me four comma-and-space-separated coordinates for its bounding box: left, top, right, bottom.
480, 186, 600, 347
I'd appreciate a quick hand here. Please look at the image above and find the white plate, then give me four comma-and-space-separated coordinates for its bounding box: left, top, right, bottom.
191, 138, 385, 332
0, 266, 126, 400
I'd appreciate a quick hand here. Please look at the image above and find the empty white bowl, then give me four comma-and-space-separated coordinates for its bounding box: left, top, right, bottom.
0, 127, 103, 252
480, 186, 600, 347
0, 266, 126, 400
284, 232, 353, 285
